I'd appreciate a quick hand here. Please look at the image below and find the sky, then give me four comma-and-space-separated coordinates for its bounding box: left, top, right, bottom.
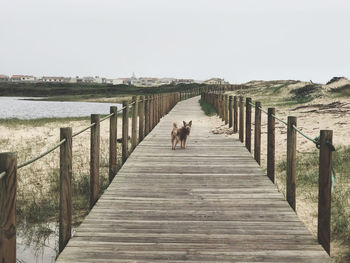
0, 0, 349, 83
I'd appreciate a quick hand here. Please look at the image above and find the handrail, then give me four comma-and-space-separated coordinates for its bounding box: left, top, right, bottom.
201, 91, 334, 255
0, 96, 173, 180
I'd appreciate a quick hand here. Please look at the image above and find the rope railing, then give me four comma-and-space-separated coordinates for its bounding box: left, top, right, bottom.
0, 94, 176, 180
201, 91, 334, 255
0, 92, 181, 261
250, 101, 322, 146
0, 100, 138, 180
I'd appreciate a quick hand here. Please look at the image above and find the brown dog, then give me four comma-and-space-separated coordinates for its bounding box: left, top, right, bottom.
171, 121, 192, 150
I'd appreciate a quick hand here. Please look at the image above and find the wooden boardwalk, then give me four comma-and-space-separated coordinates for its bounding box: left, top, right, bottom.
56, 97, 330, 262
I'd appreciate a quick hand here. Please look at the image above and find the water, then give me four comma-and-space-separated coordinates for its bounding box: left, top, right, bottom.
0, 97, 122, 119
17, 223, 58, 263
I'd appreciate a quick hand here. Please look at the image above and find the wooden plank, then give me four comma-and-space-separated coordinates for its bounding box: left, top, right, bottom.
287, 116, 297, 211
59, 127, 72, 253
318, 130, 333, 255
56, 97, 330, 262
0, 152, 17, 263
90, 114, 100, 209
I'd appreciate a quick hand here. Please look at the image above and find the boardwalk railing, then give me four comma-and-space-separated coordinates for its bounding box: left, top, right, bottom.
201, 92, 335, 255
0, 92, 179, 262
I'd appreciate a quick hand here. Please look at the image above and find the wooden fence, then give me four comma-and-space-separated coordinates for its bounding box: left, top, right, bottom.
0, 92, 179, 262
201, 92, 334, 255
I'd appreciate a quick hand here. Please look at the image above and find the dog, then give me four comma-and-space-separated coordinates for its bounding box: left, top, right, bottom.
171, 121, 192, 150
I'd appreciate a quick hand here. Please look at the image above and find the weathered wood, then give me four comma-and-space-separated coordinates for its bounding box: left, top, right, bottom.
224, 95, 228, 125
254, 101, 261, 165
239, 96, 244, 143
57, 97, 330, 263
145, 96, 150, 136
286, 116, 297, 211
0, 152, 17, 263
318, 130, 333, 255
233, 96, 238, 133
131, 96, 138, 150
59, 127, 72, 253
267, 108, 275, 183
245, 98, 252, 152
138, 96, 145, 142
109, 106, 118, 183
90, 114, 100, 209
122, 101, 129, 164
229, 96, 233, 128
150, 96, 154, 130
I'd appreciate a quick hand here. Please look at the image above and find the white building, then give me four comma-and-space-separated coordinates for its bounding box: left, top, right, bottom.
203, 78, 228, 85
0, 74, 9, 82
11, 75, 36, 82
158, 78, 176, 85
174, 79, 195, 85
41, 76, 65, 82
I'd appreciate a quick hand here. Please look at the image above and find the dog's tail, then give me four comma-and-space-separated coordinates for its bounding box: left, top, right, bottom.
173, 122, 177, 128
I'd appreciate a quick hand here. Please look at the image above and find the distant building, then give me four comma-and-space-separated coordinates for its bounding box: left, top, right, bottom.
158, 78, 176, 85
111, 78, 129, 85
91, 76, 106, 84
203, 78, 227, 85
41, 76, 65, 82
0, 74, 9, 82
133, 77, 159, 87
82, 76, 95, 83
105, 79, 114, 84
11, 75, 36, 82
174, 79, 195, 85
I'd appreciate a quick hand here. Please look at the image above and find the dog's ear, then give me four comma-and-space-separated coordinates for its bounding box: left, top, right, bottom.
183, 121, 186, 126
189, 120, 192, 126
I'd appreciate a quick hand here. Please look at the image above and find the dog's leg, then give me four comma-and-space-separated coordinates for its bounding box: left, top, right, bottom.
171, 136, 175, 150
174, 138, 179, 150
184, 138, 187, 149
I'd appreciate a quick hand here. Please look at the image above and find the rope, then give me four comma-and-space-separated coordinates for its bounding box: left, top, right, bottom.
258, 106, 268, 115
0, 138, 66, 179
292, 125, 319, 145
0, 95, 174, 180
271, 113, 288, 126
17, 139, 67, 169
100, 112, 115, 122
72, 122, 96, 137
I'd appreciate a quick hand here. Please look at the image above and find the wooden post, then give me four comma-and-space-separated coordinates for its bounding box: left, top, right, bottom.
149, 96, 154, 130
131, 96, 138, 150
221, 95, 225, 121
224, 95, 228, 125
233, 96, 238, 133
229, 96, 233, 128
59, 127, 72, 253
0, 152, 17, 262
122, 101, 129, 164
254, 102, 261, 164
287, 116, 297, 211
90, 114, 100, 209
145, 96, 150, 136
239, 96, 244, 143
267, 108, 275, 183
139, 96, 145, 142
245, 98, 252, 152
109, 106, 118, 183
318, 130, 333, 255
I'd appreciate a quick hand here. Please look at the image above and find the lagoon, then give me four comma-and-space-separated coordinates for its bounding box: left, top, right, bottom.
0, 97, 122, 119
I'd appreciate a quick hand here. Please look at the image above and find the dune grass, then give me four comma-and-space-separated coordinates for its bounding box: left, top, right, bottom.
199, 99, 217, 116
276, 146, 350, 262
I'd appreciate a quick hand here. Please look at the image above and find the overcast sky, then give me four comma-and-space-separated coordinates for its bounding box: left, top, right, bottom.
0, 0, 349, 83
